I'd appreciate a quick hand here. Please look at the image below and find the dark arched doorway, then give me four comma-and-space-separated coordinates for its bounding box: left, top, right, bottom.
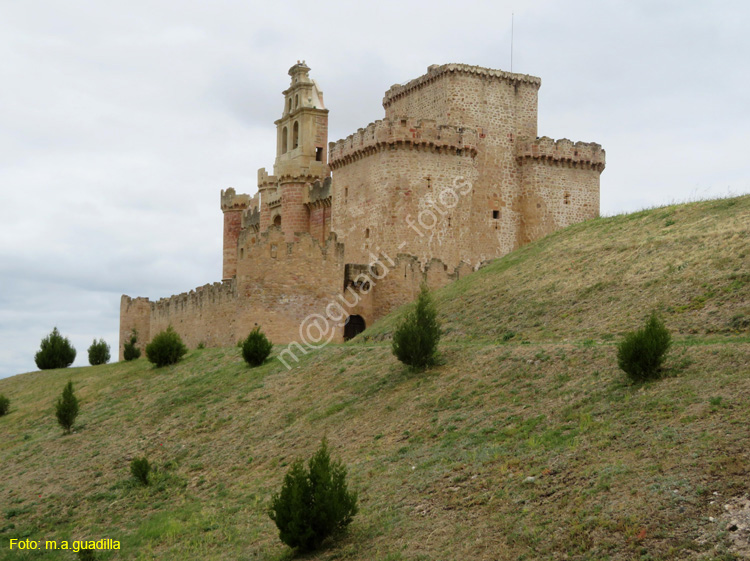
344, 315, 366, 341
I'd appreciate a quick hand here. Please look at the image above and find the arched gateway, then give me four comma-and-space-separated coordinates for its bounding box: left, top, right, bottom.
344, 315, 366, 341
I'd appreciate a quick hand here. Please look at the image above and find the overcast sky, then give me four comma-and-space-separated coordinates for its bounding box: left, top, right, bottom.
1, 1, 748, 379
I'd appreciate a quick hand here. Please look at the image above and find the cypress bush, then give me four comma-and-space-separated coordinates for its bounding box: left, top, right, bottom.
130, 457, 151, 486
392, 284, 441, 369
35, 327, 76, 370
145, 326, 187, 367
77, 547, 96, 561
617, 311, 672, 382
87, 338, 111, 366
269, 438, 358, 552
242, 326, 273, 367
0, 394, 10, 416
123, 329, 141, 361
55, 381, 79, 433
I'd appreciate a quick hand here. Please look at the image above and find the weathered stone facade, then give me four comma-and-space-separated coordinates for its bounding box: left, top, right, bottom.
120, 62, 605, 359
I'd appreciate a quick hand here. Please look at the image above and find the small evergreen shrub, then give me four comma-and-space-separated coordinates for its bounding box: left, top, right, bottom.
87, 338, 111, 366
35, 327, 76, 370
145, 326, 187, 367
130, 457, 151, 486
617, 311, 672, 382
123, 329, 141, 361
392, 284, 441, 369
0, 394, 10, 416
55, 381, 79, 433
242, 326, 273, 367
77, 547, 96, 561
77, 550, 95, 561
269, 438, 358, 552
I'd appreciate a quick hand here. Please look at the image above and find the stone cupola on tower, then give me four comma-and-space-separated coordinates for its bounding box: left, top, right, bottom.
273, 61, 329, 179
253, 61, 330, 242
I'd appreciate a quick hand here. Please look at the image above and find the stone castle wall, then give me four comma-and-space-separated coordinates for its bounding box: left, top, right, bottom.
330, 119, 480, 270
119, 229, 342, 359
383, 64, 540, 139
119, 296, 152, 357
120, 63, 605, 357
516, 137, 605, 244
119, 229, 462, 359
308, 204, 331, 245
382, 64, 542, 260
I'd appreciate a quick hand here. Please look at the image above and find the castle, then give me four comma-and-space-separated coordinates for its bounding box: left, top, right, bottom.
120, 62, 605, 360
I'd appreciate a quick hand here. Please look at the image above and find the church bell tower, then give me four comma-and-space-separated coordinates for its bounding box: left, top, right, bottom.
270, 61, 329, 241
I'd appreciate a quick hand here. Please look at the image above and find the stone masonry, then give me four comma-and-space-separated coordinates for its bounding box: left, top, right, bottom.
120, 61, 605, 359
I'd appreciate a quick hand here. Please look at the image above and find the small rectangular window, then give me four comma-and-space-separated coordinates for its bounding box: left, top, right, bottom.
492, 210, 499, 219
315, 147, 323, 162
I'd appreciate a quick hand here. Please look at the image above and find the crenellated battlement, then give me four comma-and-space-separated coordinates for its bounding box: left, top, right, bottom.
121, 295, 151, 307
383, 63, 541, 109
123, 282, 239, 314
516, 137, 606, 171
242, 206, 260, 229
244, 226, 345, 261
220, 187, 251, 211
328, 118, 478, 169
258, 168, 277, 189
266, 192, 282, 209
151, 280, 237, 312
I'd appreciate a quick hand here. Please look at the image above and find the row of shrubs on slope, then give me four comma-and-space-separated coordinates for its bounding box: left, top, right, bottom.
30, 324, 276, 371
33, 328, 111, 370
1, 325, 277, 423
394, 285, 673, 382
2, 285, 673, 425
1, 292, 435, 555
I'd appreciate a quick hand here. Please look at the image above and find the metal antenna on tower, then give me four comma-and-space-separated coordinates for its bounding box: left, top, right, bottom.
511, 12, 514, 73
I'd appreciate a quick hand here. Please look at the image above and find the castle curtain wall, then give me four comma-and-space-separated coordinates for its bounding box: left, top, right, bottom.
368, 255, 473, 322
148, 282, 240, 350
119, 229, 346, 359
233, 227, 344, 342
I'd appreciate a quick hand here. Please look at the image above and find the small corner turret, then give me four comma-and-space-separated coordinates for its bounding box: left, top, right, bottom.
220, 188, 251, 280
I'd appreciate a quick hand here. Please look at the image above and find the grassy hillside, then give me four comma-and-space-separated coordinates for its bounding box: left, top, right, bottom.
1, 196, 749, 561
368, 195, 750, 342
